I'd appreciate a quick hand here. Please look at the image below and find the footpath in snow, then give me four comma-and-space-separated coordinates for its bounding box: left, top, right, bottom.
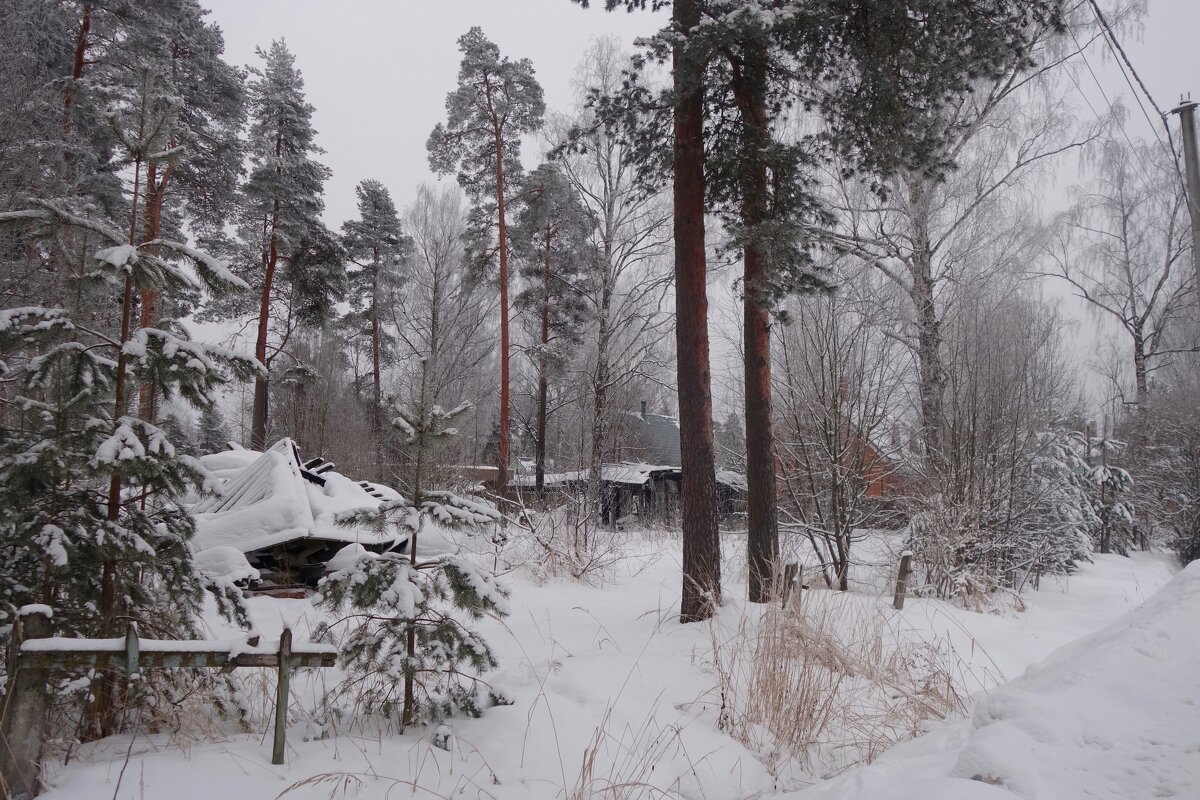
787, 558, 1200, 800
37, 544, 1187, 800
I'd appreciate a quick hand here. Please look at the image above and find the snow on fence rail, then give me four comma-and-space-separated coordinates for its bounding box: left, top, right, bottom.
0, 607, 335, 798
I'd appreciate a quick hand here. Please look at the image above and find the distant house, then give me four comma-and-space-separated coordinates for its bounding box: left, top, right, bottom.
508, 404, 753, 525
617, 402, 683, 466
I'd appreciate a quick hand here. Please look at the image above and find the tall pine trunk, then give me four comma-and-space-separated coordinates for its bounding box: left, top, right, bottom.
251, 223, 277, 451
137, 158, 174, 422
738, 39, 779, 604
674, 0, 721, 623
535, 237, 551, 498
371, 246, 383, 415
94, 150, 144, 738
62, 4, 91, 138
482, 83, 512, 495
252, 133, 285, 451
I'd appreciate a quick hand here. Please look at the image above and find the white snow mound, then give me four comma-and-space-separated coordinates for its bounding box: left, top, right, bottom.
789, 560, 1200, 800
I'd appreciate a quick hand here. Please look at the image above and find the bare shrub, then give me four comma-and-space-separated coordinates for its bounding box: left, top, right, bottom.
711, 591, 967, 779
514, 499, 630, 584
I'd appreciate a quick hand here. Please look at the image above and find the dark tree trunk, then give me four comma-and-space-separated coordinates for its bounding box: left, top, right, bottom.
251, 221, 278, 451
588, 265, 613, 525
252, 133, 285, 451
62, 4, 92, 137
137, 158, 173, 422
484, 85, 512, 494
674, 0, 721, 624
908, 180, 944, 476
535, 240, 551, 498
371, 246, 383, 416
94, 153, 143, 739
737, 38, 779, 604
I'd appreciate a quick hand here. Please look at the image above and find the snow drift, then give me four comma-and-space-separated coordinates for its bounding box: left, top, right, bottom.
788, 560, 1200, 800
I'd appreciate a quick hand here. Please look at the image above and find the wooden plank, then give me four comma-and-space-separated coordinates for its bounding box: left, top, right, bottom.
19, 644, 335, 671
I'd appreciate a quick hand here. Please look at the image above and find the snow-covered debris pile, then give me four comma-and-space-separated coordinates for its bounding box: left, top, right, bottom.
788, 561, 1200, 800
190, 438, 401, 554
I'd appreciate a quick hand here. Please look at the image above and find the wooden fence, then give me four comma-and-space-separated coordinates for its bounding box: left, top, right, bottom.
0, 607, 335, 798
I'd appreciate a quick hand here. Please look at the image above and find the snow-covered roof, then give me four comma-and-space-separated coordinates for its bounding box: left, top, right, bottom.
715, 470, 748, 491
510, 462, 678, 488
191, 439, 401, 553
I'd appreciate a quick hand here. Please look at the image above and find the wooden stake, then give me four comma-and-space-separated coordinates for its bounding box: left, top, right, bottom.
781, 562, 799, 609
893, 553, 913, 610
1, 608, 53, 798
272, 628, 292, 766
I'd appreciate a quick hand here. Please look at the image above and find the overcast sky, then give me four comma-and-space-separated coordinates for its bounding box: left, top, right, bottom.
199, 0, 1200, 410
202, 0, 666, 225
200, 0, 1199, 228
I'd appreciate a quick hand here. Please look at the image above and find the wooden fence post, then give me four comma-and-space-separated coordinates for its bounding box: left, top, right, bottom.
1, 607, 53, 799
893, 552, 913, 611
781, 563, 800, 610
124, 623, 140, 679
272, 628, 292, 766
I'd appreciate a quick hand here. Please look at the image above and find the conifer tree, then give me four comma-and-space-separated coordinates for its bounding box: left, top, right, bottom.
195, 404, 234, 454
342, 179, 409, 420
318, 359, 509, 729
0, 204, 260, 738
511, 164, 595, 496
576, 0, 1067, 612
427, 27, 545, 492
235, 40, 343, 450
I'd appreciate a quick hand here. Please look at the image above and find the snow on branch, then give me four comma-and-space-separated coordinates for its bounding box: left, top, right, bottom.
146, 238, 250, 293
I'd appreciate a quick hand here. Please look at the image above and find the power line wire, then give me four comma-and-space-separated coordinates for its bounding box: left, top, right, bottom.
1085, 0, 1196, 213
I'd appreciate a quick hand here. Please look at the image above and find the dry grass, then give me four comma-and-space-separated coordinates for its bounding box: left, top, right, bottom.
710, 589, 969, 779
564, 708, 688, 800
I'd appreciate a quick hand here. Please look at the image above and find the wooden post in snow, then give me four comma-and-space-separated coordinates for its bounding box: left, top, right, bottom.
272, 627, 292, 765
781, 562, 800, 610
1, 607, 53, 798
893, 552, 913, 610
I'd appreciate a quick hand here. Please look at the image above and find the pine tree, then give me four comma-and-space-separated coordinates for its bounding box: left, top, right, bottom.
0, 207, 260, 738
317, 359, 509, 729
195, 404, 234, 454
576, 0, 1067, 611
105, 1, 247, 425
235, 40, 343, 450
342, 179, 409, 421
511, 164, 594, 496
427, 27, 545, 492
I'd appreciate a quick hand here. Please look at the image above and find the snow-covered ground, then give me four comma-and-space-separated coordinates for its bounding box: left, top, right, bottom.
786, 558, 1200, 800
37, 534, 1190, 800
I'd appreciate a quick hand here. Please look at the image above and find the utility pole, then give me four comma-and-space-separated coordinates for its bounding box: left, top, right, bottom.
1170, 99, 1200, 309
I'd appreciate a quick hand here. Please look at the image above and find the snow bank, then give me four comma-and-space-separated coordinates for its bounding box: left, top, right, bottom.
788, 560, 1200, 800
193, 546, 259, 584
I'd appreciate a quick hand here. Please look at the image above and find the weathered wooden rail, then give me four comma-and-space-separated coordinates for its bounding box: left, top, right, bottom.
1, 607, 335, 798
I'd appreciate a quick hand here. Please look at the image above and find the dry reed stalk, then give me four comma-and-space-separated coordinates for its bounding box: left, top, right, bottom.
711, 590, 969, 778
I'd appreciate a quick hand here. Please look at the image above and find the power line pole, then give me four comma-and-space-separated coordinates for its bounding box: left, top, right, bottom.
1170, 99, 1200, 309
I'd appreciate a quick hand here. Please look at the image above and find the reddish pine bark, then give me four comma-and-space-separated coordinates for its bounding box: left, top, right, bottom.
674, 0, 722, 623
736, 40, 779, 604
